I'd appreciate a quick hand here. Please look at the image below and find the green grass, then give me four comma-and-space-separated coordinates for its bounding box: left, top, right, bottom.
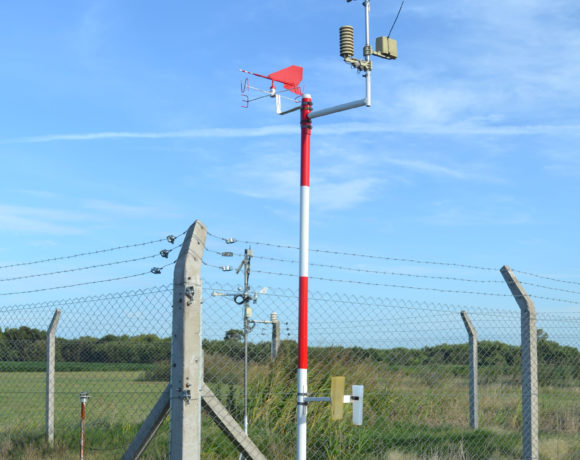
0, 361, 152, 372
1, 353, 579, 459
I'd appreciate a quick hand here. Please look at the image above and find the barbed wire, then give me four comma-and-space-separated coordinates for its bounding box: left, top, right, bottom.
206, 248, 503, 284
252, 269, 509, 296
211, 247, 580, 294
0, 231, 186, 271
514, 269, 580, 287
207, 231, 498, 271
207, 231, 580, 291
516, 280, 580, 297
251, 269, 580, 306
0, 253, 167, 283
0, 284, 172, 312
0, 261, 175, 296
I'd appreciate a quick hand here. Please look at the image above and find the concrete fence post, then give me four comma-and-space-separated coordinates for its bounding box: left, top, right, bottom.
123, 221, 267, 460
460, 310, 478, 429
270, 312, 280, 361
46, 308, 61, 446
500, 265, 539, 460
169, 220, 207, 459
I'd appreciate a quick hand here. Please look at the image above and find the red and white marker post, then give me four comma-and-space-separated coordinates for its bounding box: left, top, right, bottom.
296, 94, 312, 459
241, 6, 394, 458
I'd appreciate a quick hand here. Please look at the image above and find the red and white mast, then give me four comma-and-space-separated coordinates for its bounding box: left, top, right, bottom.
240, 2, 398, 458
296, 94, 312, 459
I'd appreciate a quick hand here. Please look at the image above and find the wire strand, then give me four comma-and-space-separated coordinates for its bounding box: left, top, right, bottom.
251, 269, 509, 297
251, 269, 580, 305
206, 248, 503, 284
388, 0, 405, 38
0, 261, 175, 296
0, 253, 164, 283
0, 231, 186, 271
207, 231, 497, 271
513, 269, 580, 287
207, 231, 580, 288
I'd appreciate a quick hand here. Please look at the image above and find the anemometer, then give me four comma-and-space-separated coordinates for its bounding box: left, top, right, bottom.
241, 1, 400, 459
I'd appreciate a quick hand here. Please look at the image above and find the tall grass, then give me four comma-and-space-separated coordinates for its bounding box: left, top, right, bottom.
1, 346, 578, 459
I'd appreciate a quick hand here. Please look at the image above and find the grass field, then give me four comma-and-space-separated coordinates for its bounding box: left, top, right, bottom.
1, 354, 579, 459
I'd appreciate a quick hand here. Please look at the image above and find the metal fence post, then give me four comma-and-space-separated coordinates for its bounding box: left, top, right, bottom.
169, 220, 207, 459
271, 312, 280, 361
500, 265, 539, 460
46, 308, 61, 446
460, 310, 478, 429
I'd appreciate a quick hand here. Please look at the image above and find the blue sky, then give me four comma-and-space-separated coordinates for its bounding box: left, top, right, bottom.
1, 0, 579, 320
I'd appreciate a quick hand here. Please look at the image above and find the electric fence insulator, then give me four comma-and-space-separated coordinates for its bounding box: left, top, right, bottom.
221, 252, 234, 257
151, 267, 162, 274
340, 26, 355, 58
225, 238, 237, 244
167, 235, 176, 244
160, 250, 170, 258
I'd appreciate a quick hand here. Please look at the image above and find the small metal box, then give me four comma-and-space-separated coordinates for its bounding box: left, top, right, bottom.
375, 36, 397, 59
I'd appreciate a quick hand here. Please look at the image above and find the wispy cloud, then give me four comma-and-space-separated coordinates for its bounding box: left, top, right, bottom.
423, 203, 532, 227
3, 121, 579, 145
0, 205, 87, 235
381, 158, 468, 180
542, 151, 580, 178
313, 178, 379, 211
217, 138, 383, 212
84, 200, 159, 217
2, 126, 298, 143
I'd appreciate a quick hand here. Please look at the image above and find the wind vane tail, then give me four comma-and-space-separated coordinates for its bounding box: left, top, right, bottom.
240, 65, 304, 111
268, 65, 303, 95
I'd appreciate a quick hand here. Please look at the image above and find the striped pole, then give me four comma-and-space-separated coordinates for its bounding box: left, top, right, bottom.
297, 94, 312, 460
80, 392, 89, 460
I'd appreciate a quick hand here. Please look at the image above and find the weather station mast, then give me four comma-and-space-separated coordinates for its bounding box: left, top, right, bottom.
241, 1, 399, 458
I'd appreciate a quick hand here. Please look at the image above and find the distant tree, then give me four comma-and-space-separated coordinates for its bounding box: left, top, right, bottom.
537, 328, 549, 342
224, 329, 243, 342
3, 326, 44, 342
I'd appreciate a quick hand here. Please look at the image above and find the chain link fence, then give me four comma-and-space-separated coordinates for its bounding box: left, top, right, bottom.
1, 283, 579, 459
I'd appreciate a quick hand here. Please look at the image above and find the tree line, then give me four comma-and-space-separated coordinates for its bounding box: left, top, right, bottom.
1, 326, 578, 385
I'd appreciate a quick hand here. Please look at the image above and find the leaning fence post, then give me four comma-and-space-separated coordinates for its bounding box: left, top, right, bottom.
46, 308, 61, 446
169, 220, 207, 459
460, 310, 478, 429
500, 265, 538, 460
271, 312, 280, 361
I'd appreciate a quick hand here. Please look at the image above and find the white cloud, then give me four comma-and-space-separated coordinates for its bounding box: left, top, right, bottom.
542, 151, 580, 178
84, 200, 158, 217
4, 121, 579, 145
423, 205, 531, 227
2, 126, 298, 143
313, 178, 379, 211
0, 205, 87, 235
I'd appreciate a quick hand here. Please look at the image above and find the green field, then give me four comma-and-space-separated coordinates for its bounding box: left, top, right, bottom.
1, 353, 579, 459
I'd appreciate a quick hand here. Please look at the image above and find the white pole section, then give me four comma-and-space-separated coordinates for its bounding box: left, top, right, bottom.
297, 94, 312, 460
364, 0, 372, 106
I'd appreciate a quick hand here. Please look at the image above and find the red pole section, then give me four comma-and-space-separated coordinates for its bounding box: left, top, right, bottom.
80, 400, 86, 460
79, 392, 89, 460
299, 94, 312, 368
296, 94, 312, 460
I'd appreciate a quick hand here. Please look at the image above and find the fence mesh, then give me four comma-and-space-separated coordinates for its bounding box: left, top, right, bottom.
0, 283, 579, 459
